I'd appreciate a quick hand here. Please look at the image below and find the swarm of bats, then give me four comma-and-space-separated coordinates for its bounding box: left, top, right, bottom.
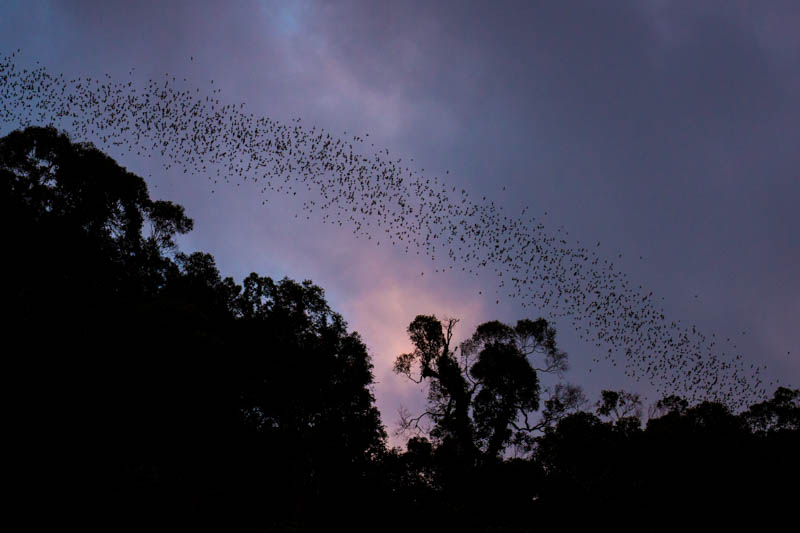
1, 50, 776, 409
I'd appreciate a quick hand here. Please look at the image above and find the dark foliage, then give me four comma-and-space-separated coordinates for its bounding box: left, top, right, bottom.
4, 126, 386, 531
4, 126, 797, 530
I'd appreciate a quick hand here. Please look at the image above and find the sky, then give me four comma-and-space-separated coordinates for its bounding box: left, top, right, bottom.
2, 0, 798, 439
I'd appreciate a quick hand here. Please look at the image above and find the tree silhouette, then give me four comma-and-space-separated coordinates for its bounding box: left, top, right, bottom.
3, 125, 386, 530
742, 386, 800, 434
394, 314, 584, 474
5, 124, 798, 529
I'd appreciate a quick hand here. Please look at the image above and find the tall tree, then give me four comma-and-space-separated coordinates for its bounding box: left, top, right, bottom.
2, 126, 387, 530
394, 315, 581, 463
1, 125, 193, 305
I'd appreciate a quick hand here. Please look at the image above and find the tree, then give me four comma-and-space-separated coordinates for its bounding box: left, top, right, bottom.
742, 386, 800, 434
1, 125, 193, 305
2, 126, 203, 528
3, 126, 387, 529
232, 272, 386, 467
394, 315, 582, 463
595, 389, 643, 435
2, 125, 197, 439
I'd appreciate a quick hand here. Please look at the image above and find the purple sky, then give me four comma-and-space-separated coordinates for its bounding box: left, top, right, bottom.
2, 1, 798, 438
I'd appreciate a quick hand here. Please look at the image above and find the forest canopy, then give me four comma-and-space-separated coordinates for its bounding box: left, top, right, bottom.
4, 126, 798, 530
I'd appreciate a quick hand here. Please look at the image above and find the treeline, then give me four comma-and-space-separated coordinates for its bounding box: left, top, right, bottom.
4, 126, 798, 531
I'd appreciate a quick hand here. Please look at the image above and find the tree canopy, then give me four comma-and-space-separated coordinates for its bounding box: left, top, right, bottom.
3, 126, 386, 530
4, 125, 798, 530
394, 315, 584, 468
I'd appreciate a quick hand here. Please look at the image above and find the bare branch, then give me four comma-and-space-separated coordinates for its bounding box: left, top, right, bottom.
396, 405, 435, 438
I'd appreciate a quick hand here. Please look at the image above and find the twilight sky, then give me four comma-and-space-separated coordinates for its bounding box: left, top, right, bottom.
2, 0, 798, 436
